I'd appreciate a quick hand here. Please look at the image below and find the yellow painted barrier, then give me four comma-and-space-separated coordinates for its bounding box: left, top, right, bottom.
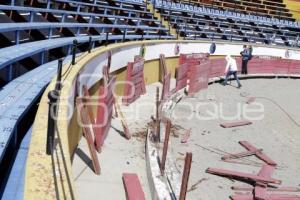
24, 39, 300, 200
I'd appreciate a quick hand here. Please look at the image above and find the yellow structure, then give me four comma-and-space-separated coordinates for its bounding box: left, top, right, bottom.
284, 0, 300, 21
146, 2, 182, 39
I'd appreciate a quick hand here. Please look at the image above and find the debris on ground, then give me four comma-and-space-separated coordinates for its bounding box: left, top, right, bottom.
187, 178, 209, 192
181, 128, 191, 143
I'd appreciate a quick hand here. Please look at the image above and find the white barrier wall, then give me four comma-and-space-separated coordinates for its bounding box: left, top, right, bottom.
67, 41, 300, 123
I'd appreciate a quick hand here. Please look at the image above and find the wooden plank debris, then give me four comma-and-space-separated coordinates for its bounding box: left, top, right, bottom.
115, 99, 131, 140
239, 141, 277, 166
221, 149, 263, 160
76, 98, 101, 175
179, 152, 193, 200
206, 167, 281, 185
181, 128, 191, 143
232, 186, 300, 192
122, 173, 145, 200
220, 120, 252, 128
231, 194, 300, 200
160, 120, 171, 174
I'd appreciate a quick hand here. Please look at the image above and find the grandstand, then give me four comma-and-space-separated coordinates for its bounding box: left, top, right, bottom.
0, 0, 299, 200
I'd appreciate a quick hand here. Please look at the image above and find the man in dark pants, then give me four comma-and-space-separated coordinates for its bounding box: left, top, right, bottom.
240, 45, 250, 74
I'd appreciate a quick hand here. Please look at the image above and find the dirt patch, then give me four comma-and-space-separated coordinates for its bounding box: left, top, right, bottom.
171, 124, 185, 138
131, 129, 147, 142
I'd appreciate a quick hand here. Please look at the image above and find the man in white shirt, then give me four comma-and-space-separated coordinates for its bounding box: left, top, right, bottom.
222, 55, 242, 88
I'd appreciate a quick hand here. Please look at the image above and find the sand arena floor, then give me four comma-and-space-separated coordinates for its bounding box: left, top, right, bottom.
73, 78, 300, 200
170, 78, 300, 200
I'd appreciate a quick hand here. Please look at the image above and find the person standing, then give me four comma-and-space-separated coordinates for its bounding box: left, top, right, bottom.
222, 55, 242, 88
240, 45, 250, 74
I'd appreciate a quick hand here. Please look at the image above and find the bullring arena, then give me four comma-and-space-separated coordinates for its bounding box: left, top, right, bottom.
1, 1, 300, 200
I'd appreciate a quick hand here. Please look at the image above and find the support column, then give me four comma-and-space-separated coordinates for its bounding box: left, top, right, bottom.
40, 51, 45, 65
15, 0, 24, 6
6, 65, 13, 82
15, 30, 20, 45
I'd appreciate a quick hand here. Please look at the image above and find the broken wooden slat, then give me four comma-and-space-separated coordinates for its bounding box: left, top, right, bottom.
122, 173, 145, 200
232, 186, 300, 192
239, 141, 277, 166
175, 63, 189, 91
115, 99, 131, 140
188, 62, 210, 96
82, 85, 95, 124
77, 98, 101, 175
258, 165, 275, 179
179, 152, 193, 200
181, 128, 191, 143
255, 184, 268, 200
159, 54, 168, 82
231, 194, 300, 200
160, 120, 171, 175
94, 76, 116, 152
206, 168, 281, 184
220, 120, 252, 128
221, 149, 262, 160
162, 72, 171, 100
254, 165, 276, 200
122, 56, 146, 105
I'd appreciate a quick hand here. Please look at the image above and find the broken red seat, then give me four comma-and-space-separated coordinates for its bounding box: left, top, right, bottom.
220, 120, 252, 128
122, 173, 145, 200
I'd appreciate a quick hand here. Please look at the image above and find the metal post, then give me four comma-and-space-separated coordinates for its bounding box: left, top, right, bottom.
142, 31, 144, 40
55, 59, 63, 91
160, 120, 171, 175
105, 32, 109, 46
48, 28, 53, 39
88, 36, 92, 53
179, 152, 193, 200
15, 30, 20, 45
155, 86, 161, 142
7, 65, 13, 82
46, 90, 59, 155
40, 51, 45, 65
72, 39, 78, 65
123, 29, 126, 42
47, 0, 51, 9
30, 11, 34, 22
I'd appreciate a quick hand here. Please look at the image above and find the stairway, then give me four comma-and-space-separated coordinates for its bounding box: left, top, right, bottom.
146, 2, 182, 39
